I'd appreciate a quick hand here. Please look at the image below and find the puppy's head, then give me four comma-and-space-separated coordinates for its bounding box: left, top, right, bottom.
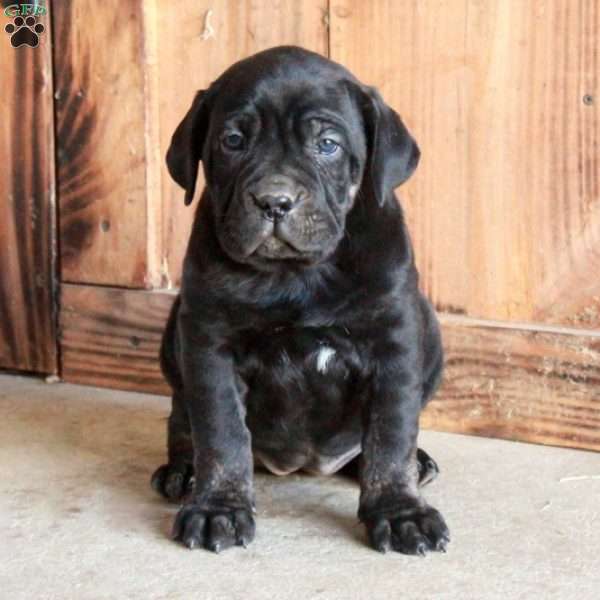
167, 46, 419, 269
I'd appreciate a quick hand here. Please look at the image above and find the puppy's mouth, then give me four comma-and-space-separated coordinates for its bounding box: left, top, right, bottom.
254, 224, 306, 260
219, 193, 339, 264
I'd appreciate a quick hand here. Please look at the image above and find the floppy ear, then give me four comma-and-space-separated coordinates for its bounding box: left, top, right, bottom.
166, 90, 211, 206
359, 86, 420, 206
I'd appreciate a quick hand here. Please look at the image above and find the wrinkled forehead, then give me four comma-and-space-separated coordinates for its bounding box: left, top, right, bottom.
212, 55, 363, 132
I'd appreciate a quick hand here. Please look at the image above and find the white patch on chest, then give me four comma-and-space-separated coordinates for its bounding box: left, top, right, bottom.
315, 346, 336, 373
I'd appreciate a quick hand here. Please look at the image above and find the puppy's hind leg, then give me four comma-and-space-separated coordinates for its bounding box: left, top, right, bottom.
416, 447, 439, 487
151, 390, 194, 502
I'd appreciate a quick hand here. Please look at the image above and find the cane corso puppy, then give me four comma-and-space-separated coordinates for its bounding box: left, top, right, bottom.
151, 46, 449, 556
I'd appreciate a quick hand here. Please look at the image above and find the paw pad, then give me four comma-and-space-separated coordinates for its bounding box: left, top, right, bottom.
5, 15, 45, 48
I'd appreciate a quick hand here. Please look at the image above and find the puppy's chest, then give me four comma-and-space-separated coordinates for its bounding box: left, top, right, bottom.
236, 324, 364, 474
236, 324, 360, 381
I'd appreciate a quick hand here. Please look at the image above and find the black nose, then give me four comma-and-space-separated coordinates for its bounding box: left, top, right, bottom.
252, 194, 294, 221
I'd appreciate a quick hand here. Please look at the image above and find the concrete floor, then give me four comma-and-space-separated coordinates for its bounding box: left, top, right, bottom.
1, 375, 599, 600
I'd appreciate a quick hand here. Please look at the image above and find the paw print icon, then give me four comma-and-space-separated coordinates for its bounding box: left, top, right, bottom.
5, 16, 45, 48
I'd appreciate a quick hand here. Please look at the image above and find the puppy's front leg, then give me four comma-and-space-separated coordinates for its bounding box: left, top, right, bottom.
359, 330, 450, 556
172, 323, 255, 553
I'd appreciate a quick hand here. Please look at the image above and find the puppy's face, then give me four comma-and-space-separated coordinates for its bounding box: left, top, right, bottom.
207, 78, 364, 265
167, 47, 420, 269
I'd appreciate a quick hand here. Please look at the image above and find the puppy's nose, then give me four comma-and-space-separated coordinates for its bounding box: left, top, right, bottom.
252, 193, 294, 221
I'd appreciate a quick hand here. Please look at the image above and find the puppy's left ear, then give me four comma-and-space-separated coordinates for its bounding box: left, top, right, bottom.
357, 85, 420, 206
166, 90, 211, 206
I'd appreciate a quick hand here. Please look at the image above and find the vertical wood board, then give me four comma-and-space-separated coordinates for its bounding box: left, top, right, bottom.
0, 7, 57, 374
53, 0, 155, 287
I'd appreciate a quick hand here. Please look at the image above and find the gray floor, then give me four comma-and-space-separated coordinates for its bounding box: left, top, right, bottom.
1, 374, 599, 600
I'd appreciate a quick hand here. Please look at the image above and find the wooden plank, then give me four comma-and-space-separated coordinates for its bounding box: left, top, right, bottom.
60, 284, 174, 395
422, 317, 600, 451
330, 0, 600, 328
60, 286, 600, 451
52, 0, 158, 287
0, 8, 57, 374
153, 0, 329, 287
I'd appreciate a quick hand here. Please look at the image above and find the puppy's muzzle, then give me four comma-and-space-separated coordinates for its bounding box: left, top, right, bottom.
248, 176, 306, 221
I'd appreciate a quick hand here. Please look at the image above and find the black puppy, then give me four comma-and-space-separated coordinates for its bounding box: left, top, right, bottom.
152, 46, 449, 556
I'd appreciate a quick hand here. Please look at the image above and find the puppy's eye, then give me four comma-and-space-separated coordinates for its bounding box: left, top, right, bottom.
222, 133, 245, 151
317, 138, 339, 155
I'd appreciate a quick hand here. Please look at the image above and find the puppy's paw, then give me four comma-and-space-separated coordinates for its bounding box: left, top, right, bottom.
151, 463, 194, 502
364, 503, 449, 556
172, 504, 255, 553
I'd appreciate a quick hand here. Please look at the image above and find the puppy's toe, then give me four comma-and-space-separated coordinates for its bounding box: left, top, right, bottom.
233, 509, 256, 548
391, 520, 429, 556
367, 518, 392, 553
176, 509, 207, 549
207, 514, 237, 553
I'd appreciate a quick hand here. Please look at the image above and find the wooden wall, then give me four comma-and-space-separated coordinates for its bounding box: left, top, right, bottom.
2, 1, 598, 450
52, 0, 600, 323
0, 12, 57, 374
332, 0, 600, 328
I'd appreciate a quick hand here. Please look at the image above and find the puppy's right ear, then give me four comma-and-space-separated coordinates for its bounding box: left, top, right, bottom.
166, 90, 211, 206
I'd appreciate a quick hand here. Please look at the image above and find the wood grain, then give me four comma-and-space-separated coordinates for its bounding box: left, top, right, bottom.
60, 286, 600, 451
52, 0, 157, 287
0, 12, 57, 374
422, 316, 600, 451
60, 284, 174, 394
151, 0, 329, 287
330, 0, 600, 328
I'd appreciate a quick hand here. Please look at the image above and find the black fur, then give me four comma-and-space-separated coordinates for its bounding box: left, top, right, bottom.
152, 46, 449, 555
